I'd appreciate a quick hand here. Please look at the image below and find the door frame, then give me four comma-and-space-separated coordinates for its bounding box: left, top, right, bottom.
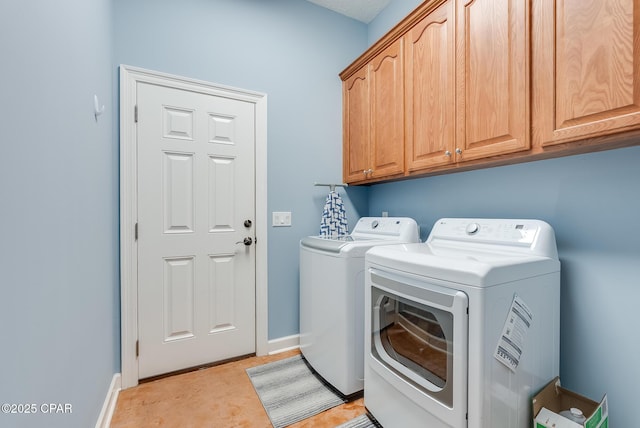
119, 65, 268, 389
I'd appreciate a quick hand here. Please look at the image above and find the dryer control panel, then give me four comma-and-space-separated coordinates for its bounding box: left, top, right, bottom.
428, 218, 558, 258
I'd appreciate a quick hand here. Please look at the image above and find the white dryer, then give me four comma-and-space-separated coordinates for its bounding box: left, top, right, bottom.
299, 217, 419, 396
364, 218, 560, 428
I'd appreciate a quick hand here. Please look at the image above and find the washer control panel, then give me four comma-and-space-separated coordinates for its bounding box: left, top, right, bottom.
351, 217, 420, 242
355, 217, 404, 233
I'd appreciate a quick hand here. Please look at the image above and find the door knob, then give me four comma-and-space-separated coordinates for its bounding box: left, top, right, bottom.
236, 237, 253, 246
244, 219, 252, 228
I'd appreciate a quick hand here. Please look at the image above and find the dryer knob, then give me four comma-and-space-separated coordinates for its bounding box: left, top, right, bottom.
466, 222, 480, 235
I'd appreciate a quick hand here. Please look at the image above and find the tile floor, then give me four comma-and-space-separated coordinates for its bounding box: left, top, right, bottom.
111, 349, 366, 427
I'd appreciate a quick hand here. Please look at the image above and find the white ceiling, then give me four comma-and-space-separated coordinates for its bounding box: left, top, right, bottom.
306, 0, 391, 23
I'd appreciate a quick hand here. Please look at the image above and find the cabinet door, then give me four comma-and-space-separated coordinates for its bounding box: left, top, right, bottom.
456, 0, 530, 161
369, 39, 405, 179
533, 0, 640, 146
405, 0, 455, 172
343, 67, 370, 183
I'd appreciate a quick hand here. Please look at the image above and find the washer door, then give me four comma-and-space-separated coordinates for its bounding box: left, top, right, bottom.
369, 268, 468, 427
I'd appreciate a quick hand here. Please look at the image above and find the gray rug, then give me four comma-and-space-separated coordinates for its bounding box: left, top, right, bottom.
335, 414, 378, 428
246, 354, 346, 427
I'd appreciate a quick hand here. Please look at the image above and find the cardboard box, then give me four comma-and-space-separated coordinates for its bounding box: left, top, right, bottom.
532, 377, 608, 428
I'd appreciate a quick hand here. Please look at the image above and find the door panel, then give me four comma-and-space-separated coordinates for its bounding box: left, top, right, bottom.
534, 0, 640, 146
404, 0, 455, 171
343, 68, 370, 183
370, 39, 405, 179
208, 155, 236, 232
162, 152, 194, 233
163, 256, 195, 341
137, 82, 255, 379
456, 0, 530, 160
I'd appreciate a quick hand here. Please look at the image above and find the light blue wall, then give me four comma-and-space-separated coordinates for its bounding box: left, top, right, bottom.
369, 3, 640, 426
368, 0, 422, 44
113, 0, 369, 339
0, 0, 119, 427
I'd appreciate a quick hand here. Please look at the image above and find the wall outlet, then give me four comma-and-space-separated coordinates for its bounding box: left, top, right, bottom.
272, 211, 292, 227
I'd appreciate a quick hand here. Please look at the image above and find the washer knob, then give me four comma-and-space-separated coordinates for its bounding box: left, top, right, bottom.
371, 220, 379, 229
466, 222, 480, 235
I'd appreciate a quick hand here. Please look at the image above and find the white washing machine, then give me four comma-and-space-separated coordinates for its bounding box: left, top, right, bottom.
364, 218, 560, 428
299, 217, 419, 396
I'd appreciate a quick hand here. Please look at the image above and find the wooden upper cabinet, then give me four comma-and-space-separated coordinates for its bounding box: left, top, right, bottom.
343, 67, 370, 183
405, 0, 456, 172
341, 0, 640, 184
370, 39, 405, 180
343, 39, 404, 183
455, 0, 531, 161
533, 0, 640, 147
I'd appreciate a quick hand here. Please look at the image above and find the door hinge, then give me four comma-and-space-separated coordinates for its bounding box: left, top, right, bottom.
134, 105, 138, 123
136, 340, 139, 358
135, 223, 138, 241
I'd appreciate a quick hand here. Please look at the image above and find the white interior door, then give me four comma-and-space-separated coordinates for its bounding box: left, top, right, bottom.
136, 81, 256, 379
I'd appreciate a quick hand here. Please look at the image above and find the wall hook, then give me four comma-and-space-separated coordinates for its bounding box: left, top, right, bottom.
94, 94, 105, 120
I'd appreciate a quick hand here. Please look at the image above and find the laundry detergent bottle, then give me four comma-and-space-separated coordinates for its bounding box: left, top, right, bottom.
559, 407, 586, 424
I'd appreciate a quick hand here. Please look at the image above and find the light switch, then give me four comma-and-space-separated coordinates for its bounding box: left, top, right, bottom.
272, 211, 292, 227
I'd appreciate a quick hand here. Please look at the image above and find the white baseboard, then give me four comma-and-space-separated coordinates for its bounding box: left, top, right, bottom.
267, 334, 300, 355
95, 373, 121, 428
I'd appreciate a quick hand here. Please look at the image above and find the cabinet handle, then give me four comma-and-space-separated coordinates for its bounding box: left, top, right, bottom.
455, 148, 462, 154
363, 168, 373, 176
445, 150, 452, 157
